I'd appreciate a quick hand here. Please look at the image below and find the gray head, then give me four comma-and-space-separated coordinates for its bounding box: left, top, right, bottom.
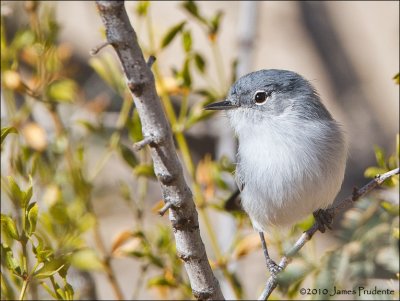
205, 69, 332, 121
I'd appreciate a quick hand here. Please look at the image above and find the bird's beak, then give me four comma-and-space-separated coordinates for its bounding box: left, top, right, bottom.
204, 100, 239, 110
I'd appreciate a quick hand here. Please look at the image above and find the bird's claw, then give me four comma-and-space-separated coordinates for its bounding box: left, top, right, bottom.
313, 208, 334, 233
266, 259, 283, 275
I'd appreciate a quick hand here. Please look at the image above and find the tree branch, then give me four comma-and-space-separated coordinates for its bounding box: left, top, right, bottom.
94, 1, 224, 300
258, 167, 399, 300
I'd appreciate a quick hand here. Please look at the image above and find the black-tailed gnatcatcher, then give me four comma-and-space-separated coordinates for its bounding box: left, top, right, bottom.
205, 69, 347, 274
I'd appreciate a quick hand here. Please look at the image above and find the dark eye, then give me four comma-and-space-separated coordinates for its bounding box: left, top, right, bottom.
254, 90, 268, 105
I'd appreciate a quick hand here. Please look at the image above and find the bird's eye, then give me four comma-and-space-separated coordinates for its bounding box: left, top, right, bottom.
254, 90, 268, 105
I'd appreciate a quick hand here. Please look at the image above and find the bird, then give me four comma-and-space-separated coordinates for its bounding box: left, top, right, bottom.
205, 69, 347, 274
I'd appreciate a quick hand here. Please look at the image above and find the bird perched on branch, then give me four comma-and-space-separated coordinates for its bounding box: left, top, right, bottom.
205, 69, 347, 274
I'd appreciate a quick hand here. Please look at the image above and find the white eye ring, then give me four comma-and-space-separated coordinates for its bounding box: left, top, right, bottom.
253, 90, 269, 105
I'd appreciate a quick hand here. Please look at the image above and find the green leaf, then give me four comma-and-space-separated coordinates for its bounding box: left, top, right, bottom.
147, 275, 176, 288
136, 1, 150, 16
181, 58, 191, 88
373, 145, 387, 168
32, 236, 54, 263
364, 167, 387, 179
182, 30, 192, 53
1, 127, 18, 145
181, 1, 206, 24
10, 30, 35, 51
70, 249, 103, 271
147, 253, 164, 269
118, 143, 138, 168
133, 164, 156, 179
63, 282, 74, 300
1, 270, 16, 300
210, 11, 224, 35
1, 243, 22, 276
40, 281, 59, 299
126, 110, 143, 142
34, 258, 66, 279
160, 21, 186, 49
193, 52, 206, 73
393, 73, 399, 85
26, 202, 38, 236
1, 214, 19, 240
47, 79, 77, 103
89, 54, 124, 93
75, 120, 99, 133
7, 176, 25, 208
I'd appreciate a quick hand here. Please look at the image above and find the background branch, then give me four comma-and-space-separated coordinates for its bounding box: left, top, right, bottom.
94, 1, 224, 300
259, 167, 400, 300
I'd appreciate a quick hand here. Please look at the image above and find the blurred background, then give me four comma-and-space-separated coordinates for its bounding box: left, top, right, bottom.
1, 1, 399, 300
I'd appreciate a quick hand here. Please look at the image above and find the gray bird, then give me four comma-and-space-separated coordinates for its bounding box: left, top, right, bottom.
205, 69, 347, 274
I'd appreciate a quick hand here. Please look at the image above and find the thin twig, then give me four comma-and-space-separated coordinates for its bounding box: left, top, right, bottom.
147, 55, 156, 68
158, 201, 172, 216
90, 41, 111, 56
132, 136, 153, 151
258, 167, 399, 300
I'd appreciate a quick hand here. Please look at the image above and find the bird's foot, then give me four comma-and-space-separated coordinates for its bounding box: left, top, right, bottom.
266, 259, 283, 275
313, 208, 334, 233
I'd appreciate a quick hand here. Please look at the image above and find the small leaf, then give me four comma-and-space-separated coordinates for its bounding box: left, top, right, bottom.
126, 110, 143, 142
147, 254, 164, 269
26, 202, 38, 236
46, 79, 77, 103
147, 275, 176, 288
160, 21, 186, 49
40, 282, 59, 299
182, 30, 192, 53
136, 1, 150, 16
111, 230, 135, 254
63, 282, 74, 300
34, 258, 66, 279
1, 214, 19, 240
373, 145, 387, 168
393, 73, 399, 85
32, 236, 54, 263
0, 243, 22, 276
1, 127, 18, 145
364, 167, 387, 179
209, 11, 224, 35
7, 176, 25, 208
70, 249, 103, 271
193, 52, 206, 73
118, 143, 138, 168
89, 54, 124, 93
181, 58, 191, 88
133, 164, 156, 179
75, 120, 99, 133
181, 1, 206, 24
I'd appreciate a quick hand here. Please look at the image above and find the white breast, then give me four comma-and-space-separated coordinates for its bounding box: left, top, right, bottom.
228, 110, 347, 231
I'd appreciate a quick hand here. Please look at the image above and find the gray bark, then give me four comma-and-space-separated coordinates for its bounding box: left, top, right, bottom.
94, 1, 224, 299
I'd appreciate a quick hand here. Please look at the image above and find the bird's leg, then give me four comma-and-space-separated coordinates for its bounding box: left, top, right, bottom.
259, 232, 282, 275
313, 208, 334, 233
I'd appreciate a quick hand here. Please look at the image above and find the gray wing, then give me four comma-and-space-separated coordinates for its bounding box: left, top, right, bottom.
235, 153, 245, 192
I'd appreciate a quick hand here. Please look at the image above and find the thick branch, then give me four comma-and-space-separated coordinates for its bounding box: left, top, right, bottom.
94, 1, 224, 299
259, 167, 400, 300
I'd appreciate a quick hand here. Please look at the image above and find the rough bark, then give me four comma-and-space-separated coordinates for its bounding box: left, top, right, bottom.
94, 1, 224, 299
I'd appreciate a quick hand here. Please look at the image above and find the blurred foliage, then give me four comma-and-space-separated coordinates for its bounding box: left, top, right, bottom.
1, 1, 398, 300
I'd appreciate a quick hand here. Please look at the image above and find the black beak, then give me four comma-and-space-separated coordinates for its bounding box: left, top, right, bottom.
204, 100, 239, 110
